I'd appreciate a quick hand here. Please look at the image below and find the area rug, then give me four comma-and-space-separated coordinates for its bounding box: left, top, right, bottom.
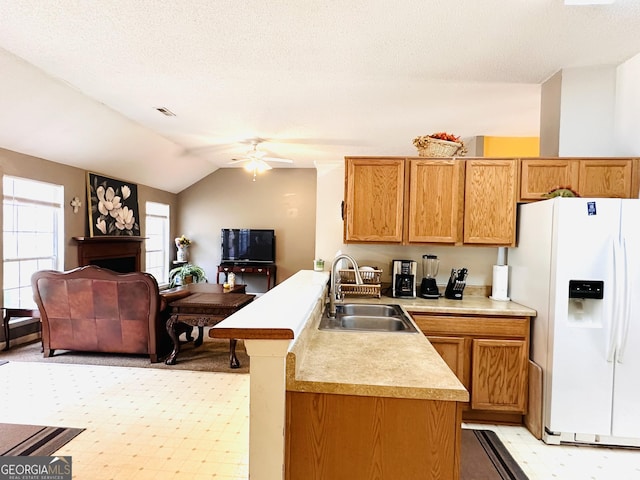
462, 429, 529, 480
0, 423, 84, 456
0, 332, 249, 373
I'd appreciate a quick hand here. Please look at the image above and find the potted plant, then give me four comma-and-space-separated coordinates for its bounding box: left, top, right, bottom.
168, 263, 207, 287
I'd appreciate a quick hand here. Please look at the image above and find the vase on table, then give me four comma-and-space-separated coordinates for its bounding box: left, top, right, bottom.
177, 246, 188, 263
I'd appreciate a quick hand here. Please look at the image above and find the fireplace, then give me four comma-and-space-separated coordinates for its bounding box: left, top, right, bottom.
72, 236, 144, 273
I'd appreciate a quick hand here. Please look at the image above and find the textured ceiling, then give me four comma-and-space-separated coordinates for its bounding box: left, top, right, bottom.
1, 0, 639, 192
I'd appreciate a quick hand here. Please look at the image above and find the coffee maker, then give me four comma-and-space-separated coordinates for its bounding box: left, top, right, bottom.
420, 254, 440, 299
392, 259, 417, 298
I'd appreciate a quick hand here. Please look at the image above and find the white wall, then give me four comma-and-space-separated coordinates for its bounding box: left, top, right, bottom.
541, 59, 640, 158
314, 160, 498, 288
539, 71, 562, 157
615, 52, 640, 156
178, 168, 317, 293
558, 66, 617, 157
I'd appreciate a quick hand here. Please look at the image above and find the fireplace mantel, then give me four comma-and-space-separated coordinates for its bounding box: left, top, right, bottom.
72, 236, 145, 273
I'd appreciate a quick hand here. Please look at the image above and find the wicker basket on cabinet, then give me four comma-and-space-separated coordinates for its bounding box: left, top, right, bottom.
414, 136, 463, 157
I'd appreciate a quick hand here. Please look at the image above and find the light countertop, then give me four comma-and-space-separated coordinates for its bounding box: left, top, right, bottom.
342, 293, 537, 317
213, 270, 537, 403
286, 286, 536, 402
286, 305, 470, 402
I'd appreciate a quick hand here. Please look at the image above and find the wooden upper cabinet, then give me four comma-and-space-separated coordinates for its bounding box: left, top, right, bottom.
406, 158, 464, 244
520, 158, 579, 200
578, 159, 636, 198
344, 157, 404, 243
463, 159, 519, 246
520, 158, 639, 200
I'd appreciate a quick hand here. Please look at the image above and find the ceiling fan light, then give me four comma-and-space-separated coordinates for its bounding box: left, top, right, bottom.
256, 160, 272, 173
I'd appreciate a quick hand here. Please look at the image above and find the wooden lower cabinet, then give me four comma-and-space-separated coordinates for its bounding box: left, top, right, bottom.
471, 338, 528, 413
285, 391, 462, 480
428, 336, 466, 384
411, 313, 530, 424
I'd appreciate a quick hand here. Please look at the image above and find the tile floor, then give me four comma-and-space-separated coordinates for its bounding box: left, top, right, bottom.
1, 360, 639, 479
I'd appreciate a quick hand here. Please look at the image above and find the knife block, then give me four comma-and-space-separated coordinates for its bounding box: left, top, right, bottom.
444, 276, 465, 300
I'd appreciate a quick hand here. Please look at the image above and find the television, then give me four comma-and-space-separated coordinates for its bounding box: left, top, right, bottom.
221, 228, 276, 264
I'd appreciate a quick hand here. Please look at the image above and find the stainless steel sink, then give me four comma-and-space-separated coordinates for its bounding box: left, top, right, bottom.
341, 315, 408, 331
337, 304, 400, 317
319, 304, 418, 333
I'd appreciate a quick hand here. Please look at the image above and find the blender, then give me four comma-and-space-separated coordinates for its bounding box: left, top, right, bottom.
420, 254, 440, 299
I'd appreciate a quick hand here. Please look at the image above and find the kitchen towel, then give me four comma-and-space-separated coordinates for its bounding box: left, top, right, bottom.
491, 265, 510, 301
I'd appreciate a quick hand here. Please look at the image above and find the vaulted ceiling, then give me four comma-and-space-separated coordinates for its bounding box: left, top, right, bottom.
1, 1, 639, 193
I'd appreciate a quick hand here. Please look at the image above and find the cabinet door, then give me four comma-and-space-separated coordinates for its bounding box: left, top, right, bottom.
463, 159, 518, 246
520, 158, 579, 201
344, 157, 405, 243
471, 338, 528, 413
427, 336, 466, 386
406, 159, 464, 243
578, 159, 634, 198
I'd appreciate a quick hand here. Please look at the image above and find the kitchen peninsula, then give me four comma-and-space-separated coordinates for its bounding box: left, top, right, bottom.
211, 270, 470, 480
211, 270, 536, 480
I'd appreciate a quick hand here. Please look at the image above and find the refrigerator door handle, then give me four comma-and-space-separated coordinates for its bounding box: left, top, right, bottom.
617, 236, 632, 363
607, 238, 623, 362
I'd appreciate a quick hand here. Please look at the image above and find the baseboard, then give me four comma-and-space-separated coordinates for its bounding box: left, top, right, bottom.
4, 332, 41, 349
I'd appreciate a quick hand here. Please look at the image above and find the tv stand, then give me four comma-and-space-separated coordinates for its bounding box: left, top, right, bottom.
217, 263, 277, 291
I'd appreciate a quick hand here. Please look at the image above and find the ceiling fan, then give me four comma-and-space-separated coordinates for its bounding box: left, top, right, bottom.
228, 140, 293, 181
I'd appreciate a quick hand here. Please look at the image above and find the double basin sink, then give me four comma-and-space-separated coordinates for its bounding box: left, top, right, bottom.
319, 303, 418, 333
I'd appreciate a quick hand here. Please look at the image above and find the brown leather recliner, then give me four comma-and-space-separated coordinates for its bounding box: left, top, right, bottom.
31, 265, 175, 363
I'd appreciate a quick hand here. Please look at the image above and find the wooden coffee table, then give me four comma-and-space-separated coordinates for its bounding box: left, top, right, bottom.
163, 285, 254, 367
161, 283, 246, 345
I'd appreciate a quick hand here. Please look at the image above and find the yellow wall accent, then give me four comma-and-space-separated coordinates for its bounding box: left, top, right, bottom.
483, 136, 540, 157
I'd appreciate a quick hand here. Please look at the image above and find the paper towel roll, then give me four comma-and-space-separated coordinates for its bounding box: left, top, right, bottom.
490, 265, 510, 301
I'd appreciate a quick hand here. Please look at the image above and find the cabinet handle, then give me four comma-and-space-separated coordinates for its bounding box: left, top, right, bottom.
341, 200, 345, 221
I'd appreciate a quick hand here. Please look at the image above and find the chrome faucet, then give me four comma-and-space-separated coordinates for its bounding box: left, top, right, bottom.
328, 254, 363, 317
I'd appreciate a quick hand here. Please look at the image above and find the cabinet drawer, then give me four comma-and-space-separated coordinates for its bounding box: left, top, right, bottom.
411, 313, 529, 338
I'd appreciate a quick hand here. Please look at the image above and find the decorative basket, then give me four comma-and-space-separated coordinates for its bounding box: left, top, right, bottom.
414, 136, 464, 157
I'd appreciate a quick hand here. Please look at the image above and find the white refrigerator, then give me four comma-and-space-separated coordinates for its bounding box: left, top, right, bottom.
509, 197, 640, 447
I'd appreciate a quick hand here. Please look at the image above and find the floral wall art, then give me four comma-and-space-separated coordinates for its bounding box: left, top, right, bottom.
87, 173, 140, 236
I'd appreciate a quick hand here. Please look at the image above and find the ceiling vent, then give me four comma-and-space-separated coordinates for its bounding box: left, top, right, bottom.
155, 107, 176, 117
